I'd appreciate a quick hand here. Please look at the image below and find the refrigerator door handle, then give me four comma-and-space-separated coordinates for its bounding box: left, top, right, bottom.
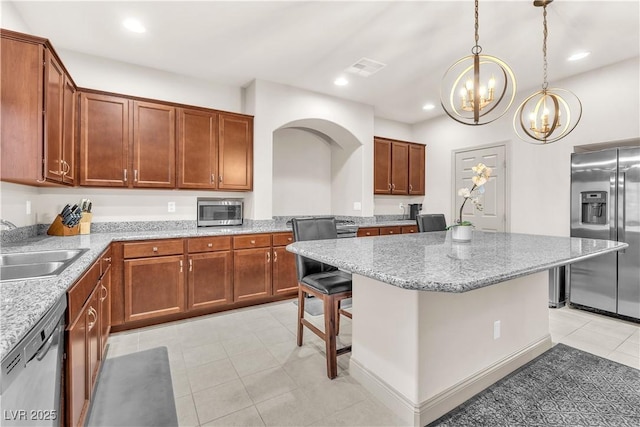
610, 171, 617, 242
618, 171, 626, 252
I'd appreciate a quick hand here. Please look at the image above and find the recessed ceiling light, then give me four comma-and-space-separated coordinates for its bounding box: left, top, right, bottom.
422, 103, 436, 111
334, 77, 348, 86
568, 51, 590, 61
123, 18, 146, 33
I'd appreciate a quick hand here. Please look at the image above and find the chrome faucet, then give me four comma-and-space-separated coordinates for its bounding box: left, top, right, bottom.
0, 219, 18, 230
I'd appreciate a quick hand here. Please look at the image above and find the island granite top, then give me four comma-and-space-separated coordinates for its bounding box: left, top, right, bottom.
286, 231, 627, 293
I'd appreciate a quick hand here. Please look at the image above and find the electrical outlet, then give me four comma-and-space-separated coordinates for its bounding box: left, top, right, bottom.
493, 320, 501, 339
353, 202, 362, 211
26, 200, 31, 215
168, 202, 176, 213
399, 203, 404, 210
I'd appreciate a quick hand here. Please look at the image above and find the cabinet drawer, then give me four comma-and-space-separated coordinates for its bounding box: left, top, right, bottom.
272, 232, 294, 246
357, 227, 380, 237
123, 239, 184, 259
187, 236, 232, 253
68, 261, 100, 324
379, 226, 402, 235
402, 226, 418, 234
233, 234, 271, 249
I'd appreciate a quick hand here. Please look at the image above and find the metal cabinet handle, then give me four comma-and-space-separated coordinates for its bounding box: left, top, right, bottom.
61, 160, 70, 176
179, 259, 183, 273
103, 257, 112, 263
389, 231, 394, 234
211, 174, 215, 184
392, 183, 396, 190
250, 240, 255, 245
409, 184, 413, 192
100, 285, 108, 301
207, 243, 213, 248
388, 183, 391, 190
87, 307, 97, 330
152, 246, 158, 252
123, 169, 128, 182
366, 232, 371, 236
134, 169, 138, 182
219, 175, 223, 183
274, 250, 278, 263
266, 251, 270, 263
287, 237, 292, 242
189, 259, 193, 272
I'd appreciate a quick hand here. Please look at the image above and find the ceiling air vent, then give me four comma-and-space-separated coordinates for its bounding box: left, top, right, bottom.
345, 57, 387, 77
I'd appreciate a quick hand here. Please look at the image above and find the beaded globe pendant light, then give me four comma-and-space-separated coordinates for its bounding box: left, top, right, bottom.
440, 0, 517, 125
513, 0, 582, 144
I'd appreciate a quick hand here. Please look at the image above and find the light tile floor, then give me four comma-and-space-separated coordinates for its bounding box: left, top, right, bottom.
105, 301, 639, 427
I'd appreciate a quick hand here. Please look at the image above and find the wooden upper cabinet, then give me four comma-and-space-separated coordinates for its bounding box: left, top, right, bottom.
218, 113, 253, 191
391, 141, 409, 194
177, 108, 217, 189
132, 101, 175, 188
374, 136, 425, 196
408, 143, 425, 195
79, 92, 129, 187
1, 31, 75, 186
374, 138, 392, 194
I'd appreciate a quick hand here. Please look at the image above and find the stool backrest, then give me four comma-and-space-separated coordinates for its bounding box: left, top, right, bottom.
291, 217, 339, 281
416, 214, 447, 232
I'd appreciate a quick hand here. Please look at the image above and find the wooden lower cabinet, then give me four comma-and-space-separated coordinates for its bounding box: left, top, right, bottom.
66, 249, 110, 427
233, 247, 272, 302
124, 255, 185, 322
402, 225, 418, 234
357, 227, 380, 237
272, 246, 298, 295
188, 251, 233, 310
358, 225, 417, 236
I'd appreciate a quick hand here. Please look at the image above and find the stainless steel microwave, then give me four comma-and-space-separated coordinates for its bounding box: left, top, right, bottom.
197, 198, 243, 227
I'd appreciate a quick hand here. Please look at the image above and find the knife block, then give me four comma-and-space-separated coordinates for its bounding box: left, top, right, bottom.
47, 215, 80, 236
79, 213, 92, 235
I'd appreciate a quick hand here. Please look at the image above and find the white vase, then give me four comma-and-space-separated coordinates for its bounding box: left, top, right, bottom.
451, 225, 473, 242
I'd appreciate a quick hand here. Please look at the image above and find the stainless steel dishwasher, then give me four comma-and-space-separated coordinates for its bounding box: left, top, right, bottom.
1, 296, 66, 426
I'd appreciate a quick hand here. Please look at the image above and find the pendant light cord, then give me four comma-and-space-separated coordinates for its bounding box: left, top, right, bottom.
472, 0, 482, 54
542, 4, 549, 90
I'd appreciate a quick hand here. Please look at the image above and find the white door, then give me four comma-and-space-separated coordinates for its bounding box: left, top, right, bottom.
453, 145, 507, 232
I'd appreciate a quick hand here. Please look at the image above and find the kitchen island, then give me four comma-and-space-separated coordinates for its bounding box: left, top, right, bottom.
286, 231, 627, 426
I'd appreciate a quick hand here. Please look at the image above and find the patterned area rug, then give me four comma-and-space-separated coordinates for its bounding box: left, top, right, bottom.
429, 343, 640, 426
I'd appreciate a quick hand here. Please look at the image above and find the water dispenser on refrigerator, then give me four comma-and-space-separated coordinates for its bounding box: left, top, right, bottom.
580, 191, 607, 225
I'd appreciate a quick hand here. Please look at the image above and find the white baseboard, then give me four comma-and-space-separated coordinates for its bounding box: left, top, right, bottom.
350, 335, 553, 427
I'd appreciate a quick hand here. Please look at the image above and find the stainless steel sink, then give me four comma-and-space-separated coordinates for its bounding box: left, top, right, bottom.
0, 249, 88, 281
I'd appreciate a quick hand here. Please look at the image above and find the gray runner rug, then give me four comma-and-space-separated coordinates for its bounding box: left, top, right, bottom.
428, 343, 640, 426
86, 346, 178, 427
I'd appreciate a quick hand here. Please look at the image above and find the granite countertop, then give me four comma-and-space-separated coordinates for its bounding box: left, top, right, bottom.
286, 231, 628, 293
0, 216, 418, 360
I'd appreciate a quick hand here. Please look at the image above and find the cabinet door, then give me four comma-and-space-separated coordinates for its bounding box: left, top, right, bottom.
408, 143, 425, 195
44, 49, 65, 182
0, 36, 44, 184
177, 108, 217, 189
402, 225, 418, 234
86, 290, 100, 397
391, 142, 409, 194
374, 138, 392, 194
218, 113, 253, 190
233, 248, 271, 302
62, 77, 76, 185
80, 92, 129, 187
66, 306, 88, 427
272, 246, 298, 295
132, 101, 175, 188
124, 255, 185, 322
379, 226, 402, 235
188, 251, 233, 310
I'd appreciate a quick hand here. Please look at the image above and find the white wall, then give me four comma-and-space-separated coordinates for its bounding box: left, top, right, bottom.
0, 182, 38, 227
0, 1, 30, 32
412, 57, 640, 236
247, 79, 375, 219
272, 128, 332, 216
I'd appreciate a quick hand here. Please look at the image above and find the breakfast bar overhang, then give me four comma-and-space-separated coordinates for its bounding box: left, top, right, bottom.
287, 231, 627, 426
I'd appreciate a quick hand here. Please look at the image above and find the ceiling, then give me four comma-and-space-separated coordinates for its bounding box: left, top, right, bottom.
9, 0, 640, 124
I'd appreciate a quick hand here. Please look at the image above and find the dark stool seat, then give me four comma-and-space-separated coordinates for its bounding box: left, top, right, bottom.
292, 217, 352, 379
301, 270, 352, 295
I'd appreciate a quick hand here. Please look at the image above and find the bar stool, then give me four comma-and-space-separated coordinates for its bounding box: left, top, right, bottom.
291, 217, 352, 379
416, 214, 447, 232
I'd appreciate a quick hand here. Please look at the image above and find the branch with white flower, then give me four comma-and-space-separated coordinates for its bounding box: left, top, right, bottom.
452, 163, 492, 227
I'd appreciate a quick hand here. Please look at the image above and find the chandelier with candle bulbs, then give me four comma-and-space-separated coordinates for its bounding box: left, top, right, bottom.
441, 0, 517, 126
514, 0, 582, 144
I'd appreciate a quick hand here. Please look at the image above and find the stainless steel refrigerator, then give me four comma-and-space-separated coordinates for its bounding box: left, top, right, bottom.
569, 147, 640, 320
